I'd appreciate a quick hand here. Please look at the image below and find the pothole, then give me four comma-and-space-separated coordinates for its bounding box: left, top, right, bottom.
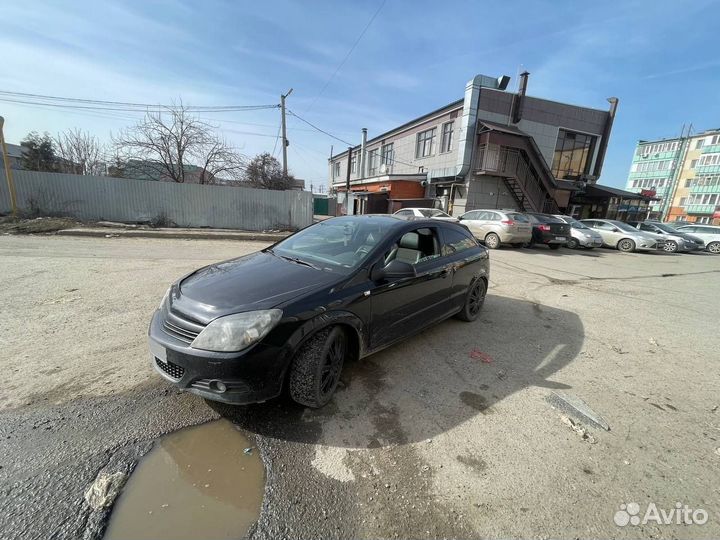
103, 419, 265, 540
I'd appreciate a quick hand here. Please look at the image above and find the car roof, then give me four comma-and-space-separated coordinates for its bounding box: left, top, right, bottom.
320, 214, 452, 229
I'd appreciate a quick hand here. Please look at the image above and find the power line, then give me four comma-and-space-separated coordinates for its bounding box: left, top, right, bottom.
304, 0, 387, 114
0, 91, 279, 112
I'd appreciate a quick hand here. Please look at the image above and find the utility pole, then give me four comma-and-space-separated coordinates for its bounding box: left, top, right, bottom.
345, 146, 353, 215
0, 116, 18, 217
280, 88, 293, 176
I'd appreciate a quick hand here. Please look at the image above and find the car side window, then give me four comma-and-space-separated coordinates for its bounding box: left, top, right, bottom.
441, 227, 478, 256
395, 209, 411, 216
487, 212, 501, 221
476, 211, 490, 220
462, 211, 479, 220
383, 227, 441, 266
680, 226, 696, 232
699, 226, 717, 234
595, 222, 615, 230
639, 223, 653, 232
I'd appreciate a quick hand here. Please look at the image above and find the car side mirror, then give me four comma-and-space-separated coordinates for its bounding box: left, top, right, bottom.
612, 227, 620, 232
372, 260, 416, 281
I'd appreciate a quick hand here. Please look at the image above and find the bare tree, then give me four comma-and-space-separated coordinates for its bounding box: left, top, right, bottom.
54, 128, 106, 175
113, 104, 244, 184
244, 152, 296, 190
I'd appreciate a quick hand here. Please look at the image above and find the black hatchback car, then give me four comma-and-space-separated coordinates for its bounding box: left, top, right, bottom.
525, 213, 571, 249
148, 215, 490, 408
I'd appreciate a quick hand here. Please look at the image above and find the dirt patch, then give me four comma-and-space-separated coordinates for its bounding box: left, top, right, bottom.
0, 216, 80, 234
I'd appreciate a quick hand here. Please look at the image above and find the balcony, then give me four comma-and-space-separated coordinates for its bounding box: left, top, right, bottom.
685, 204, 718, 215
474, 144, 558, 213
689, 184, 720, 194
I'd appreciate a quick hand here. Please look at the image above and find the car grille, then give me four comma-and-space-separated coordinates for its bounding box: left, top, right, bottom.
161, 309, 205, 344
155, 358, 185, 380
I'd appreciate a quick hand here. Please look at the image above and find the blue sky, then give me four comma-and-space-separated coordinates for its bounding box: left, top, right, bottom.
2, 0, 719, 188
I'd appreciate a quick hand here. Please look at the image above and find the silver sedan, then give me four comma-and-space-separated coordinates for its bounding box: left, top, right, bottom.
579, 219, 662, 252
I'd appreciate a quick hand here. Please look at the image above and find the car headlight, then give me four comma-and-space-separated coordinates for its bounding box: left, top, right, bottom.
191, 309, 283, 352
159, 287, 171, 310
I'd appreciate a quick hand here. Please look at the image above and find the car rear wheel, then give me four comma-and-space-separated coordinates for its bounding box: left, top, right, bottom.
549, 244, 561, 250
289, 326, 346, 408
707, 241, 720, 254
617, 238, 636, 252
566, 238, 579, 249
484, 232, 500, 249
663, 240, 678, 253
456, 279, 487, 322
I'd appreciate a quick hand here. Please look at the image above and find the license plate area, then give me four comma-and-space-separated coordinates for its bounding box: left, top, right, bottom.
555, 236, 566, 241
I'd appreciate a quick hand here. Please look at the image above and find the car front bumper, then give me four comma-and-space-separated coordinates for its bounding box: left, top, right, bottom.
148, 310, 289, 404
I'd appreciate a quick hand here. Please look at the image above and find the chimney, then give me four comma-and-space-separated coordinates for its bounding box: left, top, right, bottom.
511, 71, 530, 124
360, 128, 368, 179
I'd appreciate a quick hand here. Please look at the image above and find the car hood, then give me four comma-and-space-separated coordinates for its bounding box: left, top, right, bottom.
172, 251, 337, 323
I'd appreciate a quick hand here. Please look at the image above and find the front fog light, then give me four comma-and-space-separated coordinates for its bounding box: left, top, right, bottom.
191, 309, 283, 352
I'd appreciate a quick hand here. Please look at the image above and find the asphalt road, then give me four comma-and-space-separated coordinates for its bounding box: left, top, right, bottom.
1, 235, 719, 539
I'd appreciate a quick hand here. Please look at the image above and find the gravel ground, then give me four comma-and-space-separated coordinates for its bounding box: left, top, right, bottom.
0, 235, 719, 539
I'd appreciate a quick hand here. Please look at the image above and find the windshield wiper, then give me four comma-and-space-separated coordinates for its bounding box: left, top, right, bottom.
278, 254, 320, 270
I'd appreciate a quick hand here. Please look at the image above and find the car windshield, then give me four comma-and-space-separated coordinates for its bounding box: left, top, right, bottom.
270, 217, 393, 274
418, 209, 450, 218
610, 221, 641, 233
507, 213, 530, 222
570, 220, 589, 229
652, 223, 678, 233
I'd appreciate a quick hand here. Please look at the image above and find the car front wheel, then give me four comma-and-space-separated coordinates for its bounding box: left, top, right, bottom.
289, 326, 346, 408
566, 238, 579, 249
456, 279, 487, 322
663, 240, 678, 253
617, 238, 636, 252
707, 241, 720, 254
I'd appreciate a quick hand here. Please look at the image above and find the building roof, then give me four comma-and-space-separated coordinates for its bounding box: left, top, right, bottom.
585, 183, 655, 201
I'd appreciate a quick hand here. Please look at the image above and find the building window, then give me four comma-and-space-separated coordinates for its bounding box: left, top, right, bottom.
690, 159, 698, 169
333, 161, 341, 178
350, 155, 357, 174
696, 139, 705, 150
712, 135, 720, 145
367, 149, 379, 176
551, 129, 598, 179
380, 143, 394, 170
679, 197, 687, 207
440, 121, 454, 153
416, 128, 436, 158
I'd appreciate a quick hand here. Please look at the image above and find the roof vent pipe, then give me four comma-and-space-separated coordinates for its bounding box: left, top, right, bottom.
511, 71, 529, 124
360, 128, 368, 179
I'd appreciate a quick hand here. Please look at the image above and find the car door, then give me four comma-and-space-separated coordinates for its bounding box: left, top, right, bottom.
590, 221, 621, 246
439, 225, 487, 312
368, 226, 452, 350
459, 210, 483, 238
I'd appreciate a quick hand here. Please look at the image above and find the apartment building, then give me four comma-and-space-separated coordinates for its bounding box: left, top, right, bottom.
328, 72, 618, 216
625, 129, 720, 224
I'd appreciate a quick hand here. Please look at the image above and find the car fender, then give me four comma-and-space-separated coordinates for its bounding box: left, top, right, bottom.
285, 309, 367, 362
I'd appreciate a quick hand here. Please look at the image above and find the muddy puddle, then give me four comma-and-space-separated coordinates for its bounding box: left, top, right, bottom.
104, 419, 265, 540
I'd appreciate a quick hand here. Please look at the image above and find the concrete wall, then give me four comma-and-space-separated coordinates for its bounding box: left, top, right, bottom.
0, 170, 313, 231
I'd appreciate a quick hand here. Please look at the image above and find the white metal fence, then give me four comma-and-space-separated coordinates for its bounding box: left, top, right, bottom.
0, 170, 313, 231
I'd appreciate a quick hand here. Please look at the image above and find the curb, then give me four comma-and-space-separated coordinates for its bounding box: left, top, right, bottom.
55, 228, 291, 242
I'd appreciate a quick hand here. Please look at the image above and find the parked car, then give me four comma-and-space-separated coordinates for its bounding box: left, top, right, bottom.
661, 220, 694, 229
580, 219, 663, 252
553, 215, 604, 249
393, 208, 458, 222
676, 224, 720, 254
524, 213, 571, 250
626, 221, 704, 253
148, 215, 490, 408
458, 209, 532, 248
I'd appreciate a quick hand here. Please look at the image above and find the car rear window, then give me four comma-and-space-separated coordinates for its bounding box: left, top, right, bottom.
531, 214, 564, 223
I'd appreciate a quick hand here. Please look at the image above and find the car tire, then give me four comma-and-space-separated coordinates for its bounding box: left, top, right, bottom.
289, 326, 346, 408
456, 279, 487, 322
663, 240, 678, 253
617, 238, 636, 252
566, 238, 579, 249
484, 232, 500, 249
549, 244, 561, 250
707, 241, 720, 254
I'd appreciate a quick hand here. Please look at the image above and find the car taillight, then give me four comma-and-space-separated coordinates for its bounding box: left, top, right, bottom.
501, 219, 515, 225
538, 224, 551, 231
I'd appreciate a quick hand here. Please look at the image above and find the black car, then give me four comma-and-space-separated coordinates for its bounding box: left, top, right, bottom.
148, 215, 490, 408
524, 213, 571, 250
